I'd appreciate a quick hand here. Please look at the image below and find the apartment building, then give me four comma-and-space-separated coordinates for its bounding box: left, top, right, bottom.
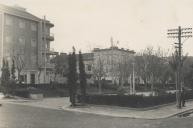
0, 4, 56, 84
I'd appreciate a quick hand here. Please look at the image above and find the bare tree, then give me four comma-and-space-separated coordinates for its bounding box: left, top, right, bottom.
93, 55, 106, 94
37, 63, 43, 84
135, 54, 149, 88
116, 56, 132, 87
50, 54, 68, 82
13, 54, 25, 83
135, 46, 170, 92
169, 51, 188, 87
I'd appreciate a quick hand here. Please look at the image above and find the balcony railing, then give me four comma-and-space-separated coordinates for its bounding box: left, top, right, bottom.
42, 33, 54, 41
42, 48, 58, 55
40, 63, 55, 69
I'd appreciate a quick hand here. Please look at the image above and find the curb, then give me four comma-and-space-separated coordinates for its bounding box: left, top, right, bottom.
61, 105, 193, 120
61, 101, 193, 119
168, 108, 193, 118
61, 106, 164, 120
87, 102, 176, 111
84, 99, 193, 111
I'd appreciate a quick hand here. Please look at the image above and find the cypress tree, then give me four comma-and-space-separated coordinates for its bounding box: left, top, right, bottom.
11, 59, 16, 80
68, 53, 73, 104
79, 51, 87, 102
1, 59, 10, 94
1, 59, 6, 85
68, 47, 77, 106
5, 60, 10, 82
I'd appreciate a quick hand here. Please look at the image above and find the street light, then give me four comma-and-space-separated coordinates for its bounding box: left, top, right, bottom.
132, 62, 135, 94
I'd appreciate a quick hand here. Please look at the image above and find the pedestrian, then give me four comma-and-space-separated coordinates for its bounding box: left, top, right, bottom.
181, 87, 186, 107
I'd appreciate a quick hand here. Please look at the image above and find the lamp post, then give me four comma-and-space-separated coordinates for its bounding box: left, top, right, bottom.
132, 62, 135, 94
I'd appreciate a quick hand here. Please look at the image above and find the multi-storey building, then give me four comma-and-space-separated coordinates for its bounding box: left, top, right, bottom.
0, 4, 56, 84
93, 46, 135, 85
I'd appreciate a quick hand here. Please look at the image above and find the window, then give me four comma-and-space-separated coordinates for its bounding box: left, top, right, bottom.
30, 73, 35, 84
31, 55, 37, 66
21, 75, 27, 83
45, 27, 49, 34
5, 36, 12, 43
31, 39, 37, 47
87, 65, 92, 71
19, 37, 25, 45
4, 51, 9, 57
31, 23, 37, 31
5, 16, 12, 25
19, 20, 25, 28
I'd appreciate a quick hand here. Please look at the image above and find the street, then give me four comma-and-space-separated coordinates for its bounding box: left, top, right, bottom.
0, 103, 193, 128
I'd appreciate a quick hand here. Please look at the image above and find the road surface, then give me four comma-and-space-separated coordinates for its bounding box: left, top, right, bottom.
0, 103, 193, 128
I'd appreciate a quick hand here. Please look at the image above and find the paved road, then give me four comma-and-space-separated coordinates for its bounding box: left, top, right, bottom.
0, 103, 193, 128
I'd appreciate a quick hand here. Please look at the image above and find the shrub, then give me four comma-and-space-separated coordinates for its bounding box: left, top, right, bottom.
77, 93, 181, 108
13, 89, 30, 98
79, 90, 193, 108
13, 84, 69, 97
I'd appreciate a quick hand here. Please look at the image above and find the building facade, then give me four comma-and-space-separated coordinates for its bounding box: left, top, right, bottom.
50, 46, 135, 86
79, 53, 94, 84
93, 46, 135, 85
0, 4, 56, 84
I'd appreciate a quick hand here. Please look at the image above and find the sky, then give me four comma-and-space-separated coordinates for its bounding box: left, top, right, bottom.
0, 0, 193, 55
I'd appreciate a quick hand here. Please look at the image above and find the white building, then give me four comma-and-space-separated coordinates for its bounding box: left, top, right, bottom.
93, 46, 135, 85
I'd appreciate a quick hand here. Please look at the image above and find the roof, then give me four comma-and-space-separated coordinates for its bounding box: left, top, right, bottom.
82, 53, 94, 61
73, 52, 94, 61
93, 47, 135, 54
0, 4, 40, 22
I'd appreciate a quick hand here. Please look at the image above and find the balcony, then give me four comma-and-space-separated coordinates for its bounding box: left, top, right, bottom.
46, 63, 55, 69
42, 48, 58, 56
42, 33, 54, 41
40, 63, 55, 70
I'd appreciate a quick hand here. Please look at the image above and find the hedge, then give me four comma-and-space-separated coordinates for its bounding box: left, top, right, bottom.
12, 84, 69, 98
78, 90, 193, 108
13, 89, 30, 98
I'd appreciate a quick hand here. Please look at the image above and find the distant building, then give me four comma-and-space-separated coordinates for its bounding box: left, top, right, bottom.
51, 46, 135, 85
93, 46, 135, 85
0, 4, 57, 84
50, 52, 68, 84
79, 53, 94, 84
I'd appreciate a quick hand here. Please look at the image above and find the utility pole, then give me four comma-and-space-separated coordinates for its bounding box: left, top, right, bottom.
167, 26, 192, 109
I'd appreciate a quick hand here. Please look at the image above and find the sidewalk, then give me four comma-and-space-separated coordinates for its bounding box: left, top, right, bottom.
0, 97, 70, 110
63, 101, 193, 119
1, 97, 193, 119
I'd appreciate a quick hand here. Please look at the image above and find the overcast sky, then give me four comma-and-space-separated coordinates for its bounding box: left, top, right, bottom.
1, 0, 193, 55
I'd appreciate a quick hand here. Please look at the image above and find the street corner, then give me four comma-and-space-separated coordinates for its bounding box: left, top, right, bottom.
169, 108, 193, 118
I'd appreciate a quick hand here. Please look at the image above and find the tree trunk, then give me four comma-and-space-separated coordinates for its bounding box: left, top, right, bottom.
98, 78, 102, 94
18, 71, 21, 84
151, 74, 154, 94
38, 71, 41, 84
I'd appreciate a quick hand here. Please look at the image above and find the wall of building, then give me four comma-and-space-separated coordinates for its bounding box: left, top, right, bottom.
0, 5, 54, 84
0, 12, 3, 69
93, 47, 135, 85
